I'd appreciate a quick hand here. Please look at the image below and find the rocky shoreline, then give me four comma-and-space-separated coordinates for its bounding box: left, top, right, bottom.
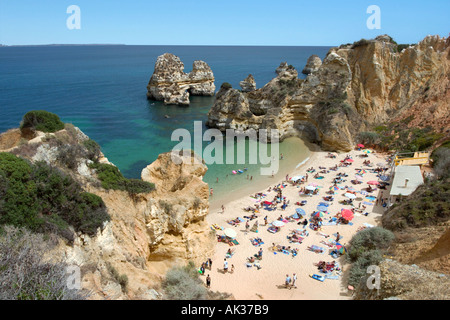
206, 35, 450, 152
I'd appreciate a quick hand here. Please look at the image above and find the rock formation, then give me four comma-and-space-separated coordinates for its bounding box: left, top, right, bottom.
239, 74, 256, 92
302, 54, 322, 74
146, 53, 215, 106
206, 34, 450, 152
0, 125, 215, 300
276, 62, 289, 74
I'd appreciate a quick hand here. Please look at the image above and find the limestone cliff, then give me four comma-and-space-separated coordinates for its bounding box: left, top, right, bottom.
0, 126, 215, 300
146, 53, 215, 106
207, 35, 450, 151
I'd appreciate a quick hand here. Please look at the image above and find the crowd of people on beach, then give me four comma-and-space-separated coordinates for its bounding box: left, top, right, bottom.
201, 146, 390, 295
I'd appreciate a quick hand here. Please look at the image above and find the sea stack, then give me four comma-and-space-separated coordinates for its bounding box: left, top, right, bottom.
302, 55, 322, 75
146, 53, 215, 106
239, 74, 256, 92
276, 62, 289, 74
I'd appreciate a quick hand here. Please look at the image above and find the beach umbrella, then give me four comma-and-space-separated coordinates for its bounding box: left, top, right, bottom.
312, 211, 324, 218
336, 243, 347, 255
317, 205, 328, 212
357, 144, 365, 148
296, 208, 306, 216
344, 193, 356, 199
291, 175, 304, 182
341, 209, 354, 221
355, 175, 363, 181
263, 201, 273, 205
367, 181, 380, 185
379, 175, 390, 182
306, 186, 316, 191
358, 169, 367, 175
362, 149, 372, 154
224, 228, 237, 239
345, 159, 354, 163
272, 220, 285, 227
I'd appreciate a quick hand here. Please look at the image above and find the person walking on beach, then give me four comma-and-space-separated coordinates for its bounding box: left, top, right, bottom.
291, 273, 297, 289
285, 274, 291, 289
210, 188, 213, 196
223, 259, 228, 273
245, 220, 250, 234
206, 274, 211, 288
336, 232, 341, 243
221, 205, 225, 213
208, 258, 212, 270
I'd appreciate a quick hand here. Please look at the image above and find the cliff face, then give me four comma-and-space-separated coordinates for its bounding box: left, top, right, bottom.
146, 53, 215, 106
0, 126, 214, 300
207, 35, 450, 151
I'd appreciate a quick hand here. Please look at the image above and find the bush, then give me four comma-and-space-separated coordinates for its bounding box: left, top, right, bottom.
21, 110, 65, 133
348, 250, 383, 287
220, 82, 232, 90
0, 153, 110, 240
348, 227, 395, 263
0, 226, 87, 300
89, 162, 155, 195
162, 261, 207, 300
83, 139, 101, 162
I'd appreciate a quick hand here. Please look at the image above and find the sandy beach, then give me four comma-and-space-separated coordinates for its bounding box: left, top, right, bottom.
204, 147, 390, 300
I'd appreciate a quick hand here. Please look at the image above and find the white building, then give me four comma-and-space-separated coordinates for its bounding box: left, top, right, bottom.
389, 165, 424, 203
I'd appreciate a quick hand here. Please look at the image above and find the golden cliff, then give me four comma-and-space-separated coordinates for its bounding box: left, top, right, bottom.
0, 126, 215, 300
207, 35, 450, 151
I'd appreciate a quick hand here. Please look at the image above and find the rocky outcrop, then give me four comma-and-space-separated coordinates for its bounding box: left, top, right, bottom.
2, 125, 215, 300
206, 35, 450, 152
146, 53, 215, 106
353, 259, 450, 300
239, 74, 256, 92
276, 62, 289, 74
302, 55, 322, 74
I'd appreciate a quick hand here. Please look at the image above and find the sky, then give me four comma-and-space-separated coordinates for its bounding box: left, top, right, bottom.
0, 0, 449, 46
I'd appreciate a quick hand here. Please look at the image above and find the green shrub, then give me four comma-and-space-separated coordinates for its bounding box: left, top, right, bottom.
348, 227, 395, 263
89, 162, 154, 194
83, 139, 102, 162
20, 110, 65, 133
162, 261, 207, 300
0, 153, 110, 240
221, 82, 232, 90
348, 250, 383, 287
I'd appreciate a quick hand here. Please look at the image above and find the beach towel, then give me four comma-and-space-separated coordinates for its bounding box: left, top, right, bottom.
308, 245, 326, 254
310, 274, 325, 282
325, 275, 340, 280
231, 239, 239, 245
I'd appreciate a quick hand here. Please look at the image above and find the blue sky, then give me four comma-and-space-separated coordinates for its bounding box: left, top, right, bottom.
0, 0, 448, 46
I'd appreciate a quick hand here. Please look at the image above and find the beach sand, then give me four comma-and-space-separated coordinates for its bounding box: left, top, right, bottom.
204, 148, 390, 300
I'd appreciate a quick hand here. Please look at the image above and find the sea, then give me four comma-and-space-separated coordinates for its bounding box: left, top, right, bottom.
0, 45, 331, 206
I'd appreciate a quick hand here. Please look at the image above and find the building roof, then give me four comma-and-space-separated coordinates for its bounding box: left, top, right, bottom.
390, 166, 424, 197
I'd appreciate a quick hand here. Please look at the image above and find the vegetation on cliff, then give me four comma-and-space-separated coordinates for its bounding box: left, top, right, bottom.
347, 227, 395, 287
88, 162, 155, 195
358, 121, 444, 153
20, 110, 65, 133
0, 152, 110, 241
0, 226, 87, 300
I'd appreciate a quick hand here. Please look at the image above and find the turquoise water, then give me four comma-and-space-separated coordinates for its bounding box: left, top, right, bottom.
0, 45, 330, 202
